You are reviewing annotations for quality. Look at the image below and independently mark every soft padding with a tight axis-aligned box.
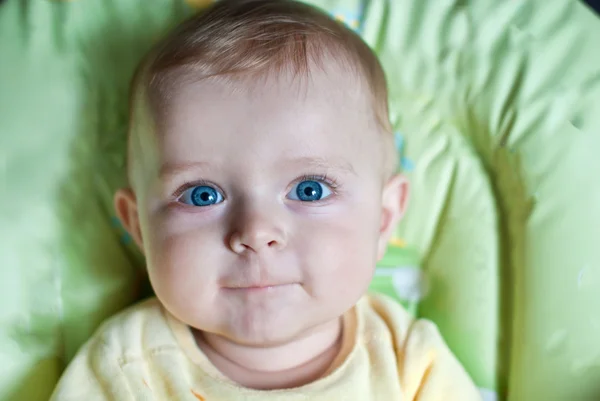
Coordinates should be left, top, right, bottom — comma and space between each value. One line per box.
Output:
1, 0, 599, 400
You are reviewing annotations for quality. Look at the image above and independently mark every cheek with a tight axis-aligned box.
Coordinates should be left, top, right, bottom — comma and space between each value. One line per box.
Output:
144, 209, 225, 277
142, 222, 223, 322
299, 202, 381, 297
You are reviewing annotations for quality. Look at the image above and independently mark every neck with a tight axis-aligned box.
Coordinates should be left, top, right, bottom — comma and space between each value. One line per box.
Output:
194, 318, 343, 389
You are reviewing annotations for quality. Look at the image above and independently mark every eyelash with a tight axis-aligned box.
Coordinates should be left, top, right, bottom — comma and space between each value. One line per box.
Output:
293, 174, 340, 192
172, 174, 340, 200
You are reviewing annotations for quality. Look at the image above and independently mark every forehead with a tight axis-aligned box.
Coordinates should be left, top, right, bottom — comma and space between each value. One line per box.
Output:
155, 63, 382, 174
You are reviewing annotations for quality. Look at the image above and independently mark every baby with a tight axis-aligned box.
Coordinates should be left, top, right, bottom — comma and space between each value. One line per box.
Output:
51, 1, 481, 400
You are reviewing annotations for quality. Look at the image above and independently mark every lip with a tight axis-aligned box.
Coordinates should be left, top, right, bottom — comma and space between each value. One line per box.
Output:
223, 283, 297, 291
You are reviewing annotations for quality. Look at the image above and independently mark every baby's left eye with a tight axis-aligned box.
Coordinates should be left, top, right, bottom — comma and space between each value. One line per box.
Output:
287, 180, 332, 202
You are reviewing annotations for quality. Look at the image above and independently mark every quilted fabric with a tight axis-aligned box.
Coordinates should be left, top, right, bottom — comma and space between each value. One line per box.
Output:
1, 0, 599, 400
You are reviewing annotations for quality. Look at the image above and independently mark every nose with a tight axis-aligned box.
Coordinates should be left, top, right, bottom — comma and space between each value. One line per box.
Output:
228, 205, 287, 254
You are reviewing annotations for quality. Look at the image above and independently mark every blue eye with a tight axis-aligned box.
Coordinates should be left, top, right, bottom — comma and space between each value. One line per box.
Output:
288, 180, 332, 202
180, 185, 224, 207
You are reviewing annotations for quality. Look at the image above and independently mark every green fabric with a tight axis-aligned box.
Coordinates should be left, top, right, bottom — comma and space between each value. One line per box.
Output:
0, 1, 191, 400
355, 1, 600, 399
1, 0, 599, 400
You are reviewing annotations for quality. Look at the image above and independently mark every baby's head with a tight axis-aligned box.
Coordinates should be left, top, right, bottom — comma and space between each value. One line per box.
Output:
115, 0, 408, 346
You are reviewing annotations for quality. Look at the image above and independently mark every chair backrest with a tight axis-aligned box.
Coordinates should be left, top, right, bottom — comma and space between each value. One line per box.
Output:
1, 1, 599, 400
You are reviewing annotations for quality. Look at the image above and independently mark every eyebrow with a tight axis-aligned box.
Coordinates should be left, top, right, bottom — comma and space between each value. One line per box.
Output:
159, 161, 211, 182
159, 156, 356, 181
285, 156, 356, 175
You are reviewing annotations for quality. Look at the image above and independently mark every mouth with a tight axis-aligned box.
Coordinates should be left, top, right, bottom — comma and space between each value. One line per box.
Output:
223, 283, 298, 292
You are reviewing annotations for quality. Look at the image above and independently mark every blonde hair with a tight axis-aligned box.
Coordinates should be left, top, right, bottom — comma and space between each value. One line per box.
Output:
128, 0, 395, 187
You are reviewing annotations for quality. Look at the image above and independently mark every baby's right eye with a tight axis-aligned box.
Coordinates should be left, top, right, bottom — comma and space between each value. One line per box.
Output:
179, 185, 224, 207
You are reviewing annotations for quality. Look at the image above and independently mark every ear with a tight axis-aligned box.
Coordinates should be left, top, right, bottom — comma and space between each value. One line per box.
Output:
114, 188, 145, 253
377, 174, 409, 260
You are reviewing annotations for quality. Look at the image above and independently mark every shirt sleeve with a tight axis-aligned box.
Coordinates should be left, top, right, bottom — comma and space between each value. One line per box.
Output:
399, 318, 482, 401
49, 338, 133, 401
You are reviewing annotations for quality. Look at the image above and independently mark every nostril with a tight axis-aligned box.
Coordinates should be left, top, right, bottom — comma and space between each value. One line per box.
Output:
268, 240, 277, 247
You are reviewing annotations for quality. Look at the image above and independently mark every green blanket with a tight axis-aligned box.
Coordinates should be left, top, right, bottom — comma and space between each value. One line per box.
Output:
1, 0, 599, 400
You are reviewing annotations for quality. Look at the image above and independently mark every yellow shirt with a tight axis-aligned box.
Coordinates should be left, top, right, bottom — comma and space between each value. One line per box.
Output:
50, 294, 481, 400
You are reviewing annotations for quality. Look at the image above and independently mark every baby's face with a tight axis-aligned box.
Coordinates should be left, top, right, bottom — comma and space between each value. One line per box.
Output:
130, 66, 404, 345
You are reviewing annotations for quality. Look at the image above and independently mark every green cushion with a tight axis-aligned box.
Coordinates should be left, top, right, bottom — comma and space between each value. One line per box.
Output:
1, 0, 599, 400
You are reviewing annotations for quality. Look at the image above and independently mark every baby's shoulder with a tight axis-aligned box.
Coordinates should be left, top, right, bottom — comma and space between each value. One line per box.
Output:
361, 293, 441, 344
85, 297, 176, 358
